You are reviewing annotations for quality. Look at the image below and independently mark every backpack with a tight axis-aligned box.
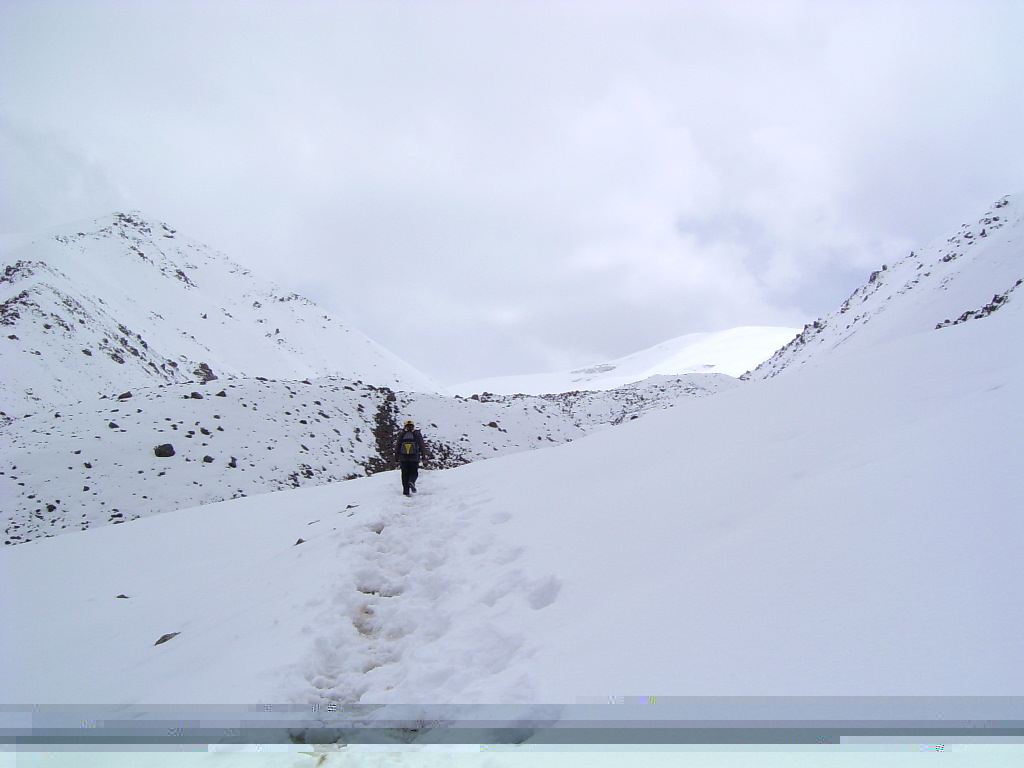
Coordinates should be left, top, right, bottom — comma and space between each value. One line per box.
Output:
400, 430, 420, 458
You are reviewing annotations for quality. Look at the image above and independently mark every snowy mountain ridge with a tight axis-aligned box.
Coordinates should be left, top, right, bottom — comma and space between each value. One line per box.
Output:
0, 211, 439, 420
748, 194, 1023, 379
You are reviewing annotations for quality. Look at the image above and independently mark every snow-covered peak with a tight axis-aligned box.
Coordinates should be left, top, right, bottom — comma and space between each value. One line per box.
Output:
452, 326, 798, 395
0, 212, 439, 417
748, 194, 1023, 379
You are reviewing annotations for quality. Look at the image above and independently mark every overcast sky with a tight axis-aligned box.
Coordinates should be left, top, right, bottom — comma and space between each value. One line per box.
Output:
2, 0, 1022, 385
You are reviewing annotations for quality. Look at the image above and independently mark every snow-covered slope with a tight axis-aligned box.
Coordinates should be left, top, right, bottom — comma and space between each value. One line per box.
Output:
2, 194, 1020, 724
0, 212, 438, 418
749, 194, 1022, 379
2, 247, 1020, 711
2, 371, 738, 545
453, 326, 798, 395
2, 212, 746, 546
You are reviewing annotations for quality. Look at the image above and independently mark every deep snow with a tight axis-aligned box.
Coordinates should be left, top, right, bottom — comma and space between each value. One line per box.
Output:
3, 297, 1021, 711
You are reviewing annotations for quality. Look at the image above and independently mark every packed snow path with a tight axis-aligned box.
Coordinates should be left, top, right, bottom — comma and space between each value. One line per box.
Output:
287, 471, 560, 706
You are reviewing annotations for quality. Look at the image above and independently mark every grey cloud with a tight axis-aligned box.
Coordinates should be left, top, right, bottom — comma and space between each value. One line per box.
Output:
0, 113, 126, 230
2, 1, 1023, 384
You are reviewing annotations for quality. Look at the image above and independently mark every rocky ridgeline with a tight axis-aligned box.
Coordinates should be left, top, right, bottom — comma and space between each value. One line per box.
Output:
746, 195, 1021, 380
0, 212, 436, 420
935, 278, 1023, 329
2, 372, 736, 545
1, 257, 212, 408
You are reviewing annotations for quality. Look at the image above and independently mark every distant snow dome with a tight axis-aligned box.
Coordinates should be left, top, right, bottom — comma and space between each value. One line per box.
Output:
451, 326, 799, 395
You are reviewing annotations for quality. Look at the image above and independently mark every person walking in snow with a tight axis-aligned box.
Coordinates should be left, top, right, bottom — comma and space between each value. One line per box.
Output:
395, 420, 427, 496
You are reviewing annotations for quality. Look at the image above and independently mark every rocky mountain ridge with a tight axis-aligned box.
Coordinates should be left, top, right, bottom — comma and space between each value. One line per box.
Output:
747, 194, 1022, 379
0, 212, 438, 420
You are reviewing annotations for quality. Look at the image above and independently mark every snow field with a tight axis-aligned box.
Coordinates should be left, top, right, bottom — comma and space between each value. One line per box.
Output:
440, 313, 1024, 699
3, 308, 1022, 708
0, 464, 567, 707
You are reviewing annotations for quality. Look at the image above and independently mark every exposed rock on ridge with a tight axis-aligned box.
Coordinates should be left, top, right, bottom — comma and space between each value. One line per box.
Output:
2, 372, 736, 545
746, 195, 1022, 380
0, 212, 438, 419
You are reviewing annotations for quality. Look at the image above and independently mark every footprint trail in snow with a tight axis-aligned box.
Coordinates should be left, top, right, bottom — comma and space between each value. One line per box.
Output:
290, 472, 561, 707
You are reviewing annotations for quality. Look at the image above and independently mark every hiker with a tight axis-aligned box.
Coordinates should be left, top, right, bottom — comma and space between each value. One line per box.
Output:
395, 420, 427, 496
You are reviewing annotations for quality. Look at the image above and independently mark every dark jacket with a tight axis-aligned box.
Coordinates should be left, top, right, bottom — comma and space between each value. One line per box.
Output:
395, 428, 426, 463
